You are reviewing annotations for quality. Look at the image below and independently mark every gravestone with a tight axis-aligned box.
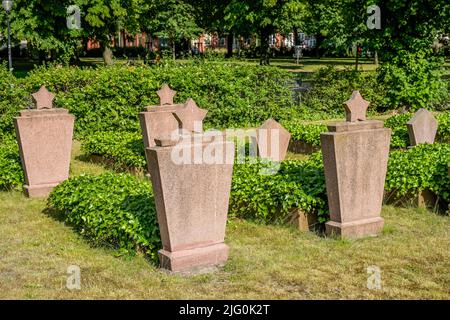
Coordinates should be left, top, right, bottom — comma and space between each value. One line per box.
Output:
252, 119, 291, 162
146, 134, 235, 273
407, 108, 438, 146
320, 91, 391, 238
139, 84, 184, 148
14, 86, 75, 197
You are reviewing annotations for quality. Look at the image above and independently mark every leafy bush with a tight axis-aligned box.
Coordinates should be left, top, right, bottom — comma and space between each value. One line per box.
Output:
82, 131, 146, 169
0, 136, 23, 190
378, 51, 449, 111
1, 62, 300, 137
282, 121, 327, 146
384, 113, 412, 149
230, 154, 328, 223
301, 66, 386, 117
47, 173, 160, 259
385, 143, 450, 204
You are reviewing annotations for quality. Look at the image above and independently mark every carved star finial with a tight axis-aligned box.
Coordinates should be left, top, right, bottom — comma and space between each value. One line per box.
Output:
344, 90, 370, 122
157, 84, 177, 106
174, 98, 208, 133
32, 86, 55, 110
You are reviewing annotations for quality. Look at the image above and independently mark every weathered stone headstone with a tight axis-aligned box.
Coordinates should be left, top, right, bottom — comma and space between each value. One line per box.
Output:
407, 108, 438, 146
146, 135, 235, 273
139, 84, 183, 148
252, 119, 291, 162
14, 86, 75, 198
320, 91, 391, 238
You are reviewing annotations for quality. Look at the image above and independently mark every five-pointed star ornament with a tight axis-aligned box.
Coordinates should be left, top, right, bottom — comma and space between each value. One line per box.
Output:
157, 84, 177, 106
175, 98, 208, 133
32, 85, 55, 110
344, 90, 370, 122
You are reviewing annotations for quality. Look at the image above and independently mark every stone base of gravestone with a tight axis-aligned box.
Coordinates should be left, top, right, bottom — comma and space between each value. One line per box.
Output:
287, 209, 319, 232
146, 136, 235, 273
14, 109, 75, 198
320, 120, 391, 239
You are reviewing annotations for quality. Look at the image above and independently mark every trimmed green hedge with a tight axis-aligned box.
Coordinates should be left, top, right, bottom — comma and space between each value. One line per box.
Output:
385, 143, 450, 203
230, 153, 328, 223
0, 136, 23, 190
47, 173, 160, 260
282, 122, 327, 147
1, 62, 299, 137
81, 131, 146, 169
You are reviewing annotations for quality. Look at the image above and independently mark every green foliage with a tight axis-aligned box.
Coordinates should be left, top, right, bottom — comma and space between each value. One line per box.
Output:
230, 155, 328, 223
0, 136, 23, 190
0, 64, 30, 136
378, 52, 448, 111
384, 113, 411, 149
0, 63, 299, 137
282, 122, 327, 146
47, 173, 160, 259
302, 67, 385, 116
81, 131, 146, 169
385, 143, 450, 204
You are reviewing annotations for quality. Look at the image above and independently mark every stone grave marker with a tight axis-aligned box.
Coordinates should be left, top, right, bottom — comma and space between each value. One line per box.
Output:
146, 133, 235, 273
407, 108, 438, 146
139, 84, 184, 148
320, 91, 391, 238
14, 86, 75, 197
252, 119, 291, 162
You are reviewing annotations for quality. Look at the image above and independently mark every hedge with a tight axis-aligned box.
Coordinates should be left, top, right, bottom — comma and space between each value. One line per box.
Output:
1, 62, 299, 138
385, 143, 450, 203
47, 173, 161, 260
0, 136, 23, 190
81, 131, 146, 170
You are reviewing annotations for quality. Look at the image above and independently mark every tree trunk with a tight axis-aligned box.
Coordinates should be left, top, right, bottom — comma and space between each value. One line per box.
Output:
260, 28, 271, 66
315, 35, 324, 58
102, 44, 114, 66
226, 34, 233, 58
374, 50, 379, 67
355, 45, 359, 71
293, 28, 299, 46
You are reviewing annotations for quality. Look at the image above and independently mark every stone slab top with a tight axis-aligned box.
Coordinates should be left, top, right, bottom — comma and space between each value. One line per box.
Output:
326, 120, 384, 133
143, 104, 184, 113
18, 108, 69, 117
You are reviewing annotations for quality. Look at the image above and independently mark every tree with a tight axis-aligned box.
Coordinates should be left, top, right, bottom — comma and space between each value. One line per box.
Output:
224, 0, 306, 65
81, 0, 147, 65
146, 0, 201, 60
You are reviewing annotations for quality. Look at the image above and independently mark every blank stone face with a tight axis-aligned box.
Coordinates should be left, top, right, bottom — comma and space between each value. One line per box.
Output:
254, 119, 291, 162
407, 109, 438, 146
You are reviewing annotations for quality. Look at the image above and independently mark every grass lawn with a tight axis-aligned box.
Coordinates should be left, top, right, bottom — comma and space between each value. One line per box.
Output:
0, 142, 449, 299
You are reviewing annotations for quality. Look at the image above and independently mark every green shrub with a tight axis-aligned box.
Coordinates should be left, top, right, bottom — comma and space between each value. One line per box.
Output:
47, 173, 160, 259
378, 51, 448, 111
301, 66, 385, 117
230, 154, 328, 223
385, 143, 450, 204
1, 62, 300, 137
384, 113, 412, 149
282, 122, 327, 146
82, 131, 146, 169
0, 136, 23, 190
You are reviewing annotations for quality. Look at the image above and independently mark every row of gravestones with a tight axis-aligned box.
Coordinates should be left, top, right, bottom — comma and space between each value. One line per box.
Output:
12, 85, 439, 273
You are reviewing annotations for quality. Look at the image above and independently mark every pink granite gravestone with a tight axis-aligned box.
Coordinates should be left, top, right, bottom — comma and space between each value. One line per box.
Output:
14, 86, 75, 198
320, 91, 391, 238
146, 135, 235, 273
252, 119, 291, 162
407, 108, 438, 146
139, 84, 184, 148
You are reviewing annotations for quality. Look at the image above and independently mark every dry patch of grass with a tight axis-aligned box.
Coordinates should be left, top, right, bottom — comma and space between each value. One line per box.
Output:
0, 143, 449, 299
